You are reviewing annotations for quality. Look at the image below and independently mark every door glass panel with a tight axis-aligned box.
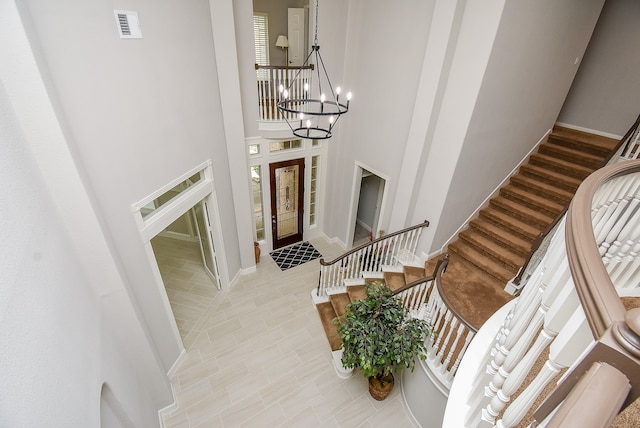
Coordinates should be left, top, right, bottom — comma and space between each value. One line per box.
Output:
193, 201, 220, 288
251, 165, 265, 240
141, 173, 202, 218
275, 164, 299, 240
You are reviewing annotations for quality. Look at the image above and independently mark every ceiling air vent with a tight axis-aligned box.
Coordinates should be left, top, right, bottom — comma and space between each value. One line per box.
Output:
114, 10, 142, 39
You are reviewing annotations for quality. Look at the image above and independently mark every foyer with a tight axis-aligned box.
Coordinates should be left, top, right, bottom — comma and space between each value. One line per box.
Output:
160, 237, 421, 427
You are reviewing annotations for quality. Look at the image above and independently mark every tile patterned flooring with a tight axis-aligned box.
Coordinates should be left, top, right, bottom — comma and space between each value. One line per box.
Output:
154, 236, 417, 427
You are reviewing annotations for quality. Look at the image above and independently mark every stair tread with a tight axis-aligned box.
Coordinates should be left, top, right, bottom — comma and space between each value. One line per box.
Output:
510, 174, 573, 203
459, 230, 526, 268
530, 153, 594, 178
551, 126, 620, 153
480, 208, 541, 240
316, 302, 341, 351
500, 185, 565, 215
448, 240, 517, 283
329, 293, 351, 318
384, 271, 406, 291
469, 218, 532, 254
491, 196, 555, 227
347, 285, 366, 301
519, 163, 581, 190
538, 142, 605, 167
404, 265, 427, 284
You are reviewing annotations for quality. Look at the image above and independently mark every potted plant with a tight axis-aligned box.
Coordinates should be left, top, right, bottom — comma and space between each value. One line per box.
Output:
334, 281, 433, 400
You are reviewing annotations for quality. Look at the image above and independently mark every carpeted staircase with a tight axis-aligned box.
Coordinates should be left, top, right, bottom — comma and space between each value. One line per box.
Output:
317, 126, 621, 342
439, 125, 620, 329
314, 125, 633, 425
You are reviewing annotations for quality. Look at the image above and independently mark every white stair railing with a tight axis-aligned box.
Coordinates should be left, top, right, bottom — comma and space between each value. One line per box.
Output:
394, 255, 477, 390
317, 220, 429, 297
455, 160, 640, 428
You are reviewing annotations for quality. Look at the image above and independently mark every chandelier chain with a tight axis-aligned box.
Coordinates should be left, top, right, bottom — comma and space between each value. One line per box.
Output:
314, 0, 319, 46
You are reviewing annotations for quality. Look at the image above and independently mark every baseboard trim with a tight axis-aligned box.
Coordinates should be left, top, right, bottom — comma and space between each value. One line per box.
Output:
158, 349, 187, 427
355, 218, 372, 232
322, 232, 347, 250
555, 121, 623, 140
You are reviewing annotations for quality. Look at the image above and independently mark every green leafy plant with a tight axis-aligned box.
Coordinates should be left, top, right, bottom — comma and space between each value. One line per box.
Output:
335, 281, 433, 379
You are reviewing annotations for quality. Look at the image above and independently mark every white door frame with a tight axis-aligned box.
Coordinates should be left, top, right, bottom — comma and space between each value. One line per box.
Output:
346, 161, 389, 248
132, 161, 229, 349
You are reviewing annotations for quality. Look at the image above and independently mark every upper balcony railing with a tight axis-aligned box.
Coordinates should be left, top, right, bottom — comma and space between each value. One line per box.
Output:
255, 64, 314, 122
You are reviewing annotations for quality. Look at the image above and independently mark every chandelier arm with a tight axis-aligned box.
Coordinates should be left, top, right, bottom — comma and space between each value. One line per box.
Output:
314, 47, 339, 104
284, 48, 316, 93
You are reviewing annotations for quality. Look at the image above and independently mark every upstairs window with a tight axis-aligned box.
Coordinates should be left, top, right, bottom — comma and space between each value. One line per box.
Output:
253, 13, 270, 79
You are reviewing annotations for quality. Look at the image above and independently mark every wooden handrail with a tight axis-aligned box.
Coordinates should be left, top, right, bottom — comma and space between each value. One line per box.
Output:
566, 161, 638, 337
319, 220, 429, 267
619, 113, 640, 157
537, 362, 630, 428
430, 254, 478, 333
514, 115, 640, 286
391, 253, 446, 296
533, 160, 640, 419
254, 63, 314, 70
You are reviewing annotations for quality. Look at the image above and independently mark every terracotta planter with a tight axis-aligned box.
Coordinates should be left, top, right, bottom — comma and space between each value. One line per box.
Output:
368, 373, 394, 401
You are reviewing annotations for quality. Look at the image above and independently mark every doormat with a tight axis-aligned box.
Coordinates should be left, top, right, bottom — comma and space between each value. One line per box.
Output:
270, 241, 323, 271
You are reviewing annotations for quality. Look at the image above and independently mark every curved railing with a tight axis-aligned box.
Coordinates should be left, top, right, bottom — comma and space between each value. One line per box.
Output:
457, 161, 640, 428
511, 114, 640, 289
316, 220, 429, 297
533, 160, 640, 426
393, 254, 477, 389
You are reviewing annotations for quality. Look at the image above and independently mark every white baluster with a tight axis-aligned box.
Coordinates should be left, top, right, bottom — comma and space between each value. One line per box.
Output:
497, 308, 594, 428
604, 199, 640, 265
480, 269, 579, 427
437, 315, 457, 365
451, 329, 474, 377
442, 322, 463, 374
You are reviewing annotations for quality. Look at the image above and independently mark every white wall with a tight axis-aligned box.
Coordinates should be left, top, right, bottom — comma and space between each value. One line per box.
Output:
417, 0, 605, 251
322, 0, 435, 242
0, 8, 166, 421
558, 0, 640, 135
0, 101, 162, 427
18, 0, 245, 370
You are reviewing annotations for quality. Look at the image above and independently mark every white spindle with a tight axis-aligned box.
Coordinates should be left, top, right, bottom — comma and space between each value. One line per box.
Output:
442, 322, 463, 373
497, 309, 594, 428
603, 196, 640, 262
435, 312, 455, 361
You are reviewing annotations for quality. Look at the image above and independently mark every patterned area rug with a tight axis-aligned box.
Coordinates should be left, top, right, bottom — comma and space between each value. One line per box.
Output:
270, 241, 323, 271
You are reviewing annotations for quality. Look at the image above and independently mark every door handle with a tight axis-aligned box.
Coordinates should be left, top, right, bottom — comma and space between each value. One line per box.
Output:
272, 216, 277, 224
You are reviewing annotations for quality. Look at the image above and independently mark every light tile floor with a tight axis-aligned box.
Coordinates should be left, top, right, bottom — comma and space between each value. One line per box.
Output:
353, 224, 371, 248
151, 236, 219, 346
157, 237, 417, 427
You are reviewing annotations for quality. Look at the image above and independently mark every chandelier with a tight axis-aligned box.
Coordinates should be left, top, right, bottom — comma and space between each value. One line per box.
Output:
277, 0, 351, 140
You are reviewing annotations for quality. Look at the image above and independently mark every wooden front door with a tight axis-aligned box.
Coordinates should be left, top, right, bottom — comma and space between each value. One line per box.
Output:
270, 158, 305, 249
